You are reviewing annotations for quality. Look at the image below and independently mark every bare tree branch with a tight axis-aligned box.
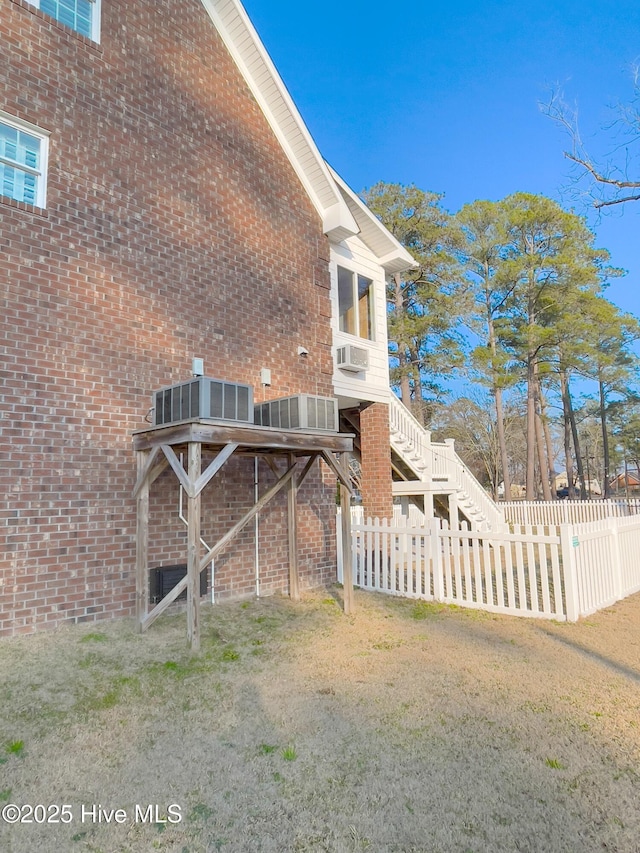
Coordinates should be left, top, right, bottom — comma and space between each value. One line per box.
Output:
541, 79, 640, 210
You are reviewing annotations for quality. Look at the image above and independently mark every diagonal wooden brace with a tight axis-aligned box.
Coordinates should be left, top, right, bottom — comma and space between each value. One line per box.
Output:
161, 444, 192, 495
132, 446, 162, 498
321, 450, 354, 494
193, 442, 238, 497
140, 574, 188, 631
199, 461, 297, 572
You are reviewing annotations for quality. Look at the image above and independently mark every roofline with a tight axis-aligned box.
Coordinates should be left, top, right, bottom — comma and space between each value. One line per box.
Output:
199, 0, 359, 242
328, 166, 418, 273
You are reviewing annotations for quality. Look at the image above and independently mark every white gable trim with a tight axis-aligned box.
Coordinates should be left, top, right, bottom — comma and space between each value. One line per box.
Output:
199, 0, 359, 241
328, 167, 417, 274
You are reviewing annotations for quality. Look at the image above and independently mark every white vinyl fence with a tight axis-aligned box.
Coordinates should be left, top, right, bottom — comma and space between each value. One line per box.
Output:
337, 511, 640, 622
502, 498, 640, 527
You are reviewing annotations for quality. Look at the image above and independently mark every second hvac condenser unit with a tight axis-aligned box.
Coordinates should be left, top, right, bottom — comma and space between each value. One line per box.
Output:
254, 394, 338, 432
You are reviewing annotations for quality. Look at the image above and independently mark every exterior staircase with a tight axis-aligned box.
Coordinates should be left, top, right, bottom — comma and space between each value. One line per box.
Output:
388, 393, 505, 532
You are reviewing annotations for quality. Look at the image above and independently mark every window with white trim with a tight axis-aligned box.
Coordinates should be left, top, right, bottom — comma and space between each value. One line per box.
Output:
0, 114, 49, 208
30, 0, 100, 41
337, 266, 374, 340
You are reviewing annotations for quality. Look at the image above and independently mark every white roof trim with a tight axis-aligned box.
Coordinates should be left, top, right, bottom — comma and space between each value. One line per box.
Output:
199, 0, 359, 241
328, 166, 418, 273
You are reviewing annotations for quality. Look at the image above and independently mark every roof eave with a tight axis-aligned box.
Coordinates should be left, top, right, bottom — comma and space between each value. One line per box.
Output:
327, 166, 418, 272
199, 0, 359, 240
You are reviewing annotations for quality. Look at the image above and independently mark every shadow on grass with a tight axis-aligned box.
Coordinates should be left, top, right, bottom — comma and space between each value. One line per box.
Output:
535, 625, 640, 685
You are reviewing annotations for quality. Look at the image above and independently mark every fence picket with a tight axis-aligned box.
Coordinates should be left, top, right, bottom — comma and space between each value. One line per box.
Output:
462, 533, 472, 603
431, 519, 443, 602
482, 535, 494, 606
504, 537, 516, 610
443, 521, 454, 600
525, 527, 539, 614
514, 534, 527, 611
538, 539, 551, 615
453, 523, 465, 601
493, 539, 505, 609
550, 538, 563, 617
472, 533, 483, 605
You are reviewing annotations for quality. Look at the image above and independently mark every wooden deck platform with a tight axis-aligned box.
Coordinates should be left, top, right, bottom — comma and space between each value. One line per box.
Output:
132, 419, 354, 648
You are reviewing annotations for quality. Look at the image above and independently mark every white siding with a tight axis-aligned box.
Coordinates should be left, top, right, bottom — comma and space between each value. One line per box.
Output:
330, 237, 390, 406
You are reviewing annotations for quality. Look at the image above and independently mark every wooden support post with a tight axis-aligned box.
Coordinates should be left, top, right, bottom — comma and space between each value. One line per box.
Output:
288, 453, 300, 601
186, 441, 202, 651
340, 454, 354, 614
135, 450, 150, 632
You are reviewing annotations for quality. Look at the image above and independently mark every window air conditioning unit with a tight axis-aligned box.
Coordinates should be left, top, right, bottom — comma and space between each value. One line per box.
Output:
336, 344, 369, 372
254, 394, 338, 432
153, 377, 253, 426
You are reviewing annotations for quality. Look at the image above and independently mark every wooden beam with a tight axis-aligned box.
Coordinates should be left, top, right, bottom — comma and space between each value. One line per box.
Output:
264, 456, 281, 478
135, 450, 150, 632
161, 444, 193, 496
340, 454, 355, 615
147, 457, 170, 490
199, 461, 297, 572
193, 442, 238, 497
133, 420, 354, 454
132, 446, 161, 499
140, 574, 188, 631
295, 453, 319, 489
288, 454, 299, 601
187, 442, 202, 651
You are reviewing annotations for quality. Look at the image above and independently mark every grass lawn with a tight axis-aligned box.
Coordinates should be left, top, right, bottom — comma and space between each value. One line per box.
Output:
1, 588, 640, 852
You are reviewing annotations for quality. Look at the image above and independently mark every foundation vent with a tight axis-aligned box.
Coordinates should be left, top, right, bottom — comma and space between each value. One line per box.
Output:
150, 564, 208, 603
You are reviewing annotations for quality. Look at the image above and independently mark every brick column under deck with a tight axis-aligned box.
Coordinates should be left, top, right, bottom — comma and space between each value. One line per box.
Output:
359, 402, 394, 520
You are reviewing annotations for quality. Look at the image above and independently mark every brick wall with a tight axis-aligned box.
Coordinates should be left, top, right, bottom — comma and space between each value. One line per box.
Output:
0, 0, 337, 635
359, 402, 393, 520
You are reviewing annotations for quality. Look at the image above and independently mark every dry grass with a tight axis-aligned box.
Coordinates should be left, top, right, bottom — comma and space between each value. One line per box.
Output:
2, 589, 640, 852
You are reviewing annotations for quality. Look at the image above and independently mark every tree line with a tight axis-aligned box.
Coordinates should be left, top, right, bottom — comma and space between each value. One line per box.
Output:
363, 185, 640, 500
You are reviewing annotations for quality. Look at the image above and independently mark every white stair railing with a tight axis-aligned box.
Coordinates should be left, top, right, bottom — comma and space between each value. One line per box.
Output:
388, 393, 504, 531
388, 393, 428, 463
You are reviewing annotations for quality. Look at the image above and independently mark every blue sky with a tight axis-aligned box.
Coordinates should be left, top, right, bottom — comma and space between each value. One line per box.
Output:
242, 0, 639, 318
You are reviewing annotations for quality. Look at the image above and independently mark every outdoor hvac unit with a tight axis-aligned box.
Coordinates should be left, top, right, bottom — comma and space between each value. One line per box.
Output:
254, 394, 338, 432
153, 377, 253, 426
336, 344, 369, 372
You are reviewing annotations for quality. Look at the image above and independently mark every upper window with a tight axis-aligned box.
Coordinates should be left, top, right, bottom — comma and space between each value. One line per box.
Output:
338, 266, 374, 340
0, 114, 49, 208
30, 0, 100, 41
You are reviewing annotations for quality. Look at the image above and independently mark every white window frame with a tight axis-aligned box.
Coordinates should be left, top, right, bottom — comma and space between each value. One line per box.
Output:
0, 112, 50, 209
337, 264, 376, 341
28, 0, 101, 43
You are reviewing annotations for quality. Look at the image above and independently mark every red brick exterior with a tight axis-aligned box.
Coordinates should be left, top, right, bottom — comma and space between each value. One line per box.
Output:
359, 402, 393, 520
0, 0, 337, 636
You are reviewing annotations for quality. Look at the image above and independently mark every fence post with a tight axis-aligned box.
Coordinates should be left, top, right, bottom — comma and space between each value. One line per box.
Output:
610, 518, 623, 601
431, 517, 444, 602
559, 523, 580, 621
336, 507, 343, 584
